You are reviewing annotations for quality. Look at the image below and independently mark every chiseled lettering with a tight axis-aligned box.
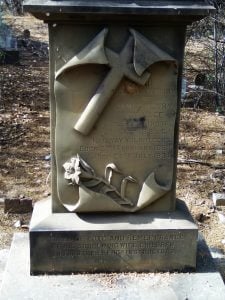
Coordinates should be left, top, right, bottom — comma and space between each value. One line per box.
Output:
50, 232, 185, 259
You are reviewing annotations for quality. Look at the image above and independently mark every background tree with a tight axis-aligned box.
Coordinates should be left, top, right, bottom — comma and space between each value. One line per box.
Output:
186, 0, 225, 111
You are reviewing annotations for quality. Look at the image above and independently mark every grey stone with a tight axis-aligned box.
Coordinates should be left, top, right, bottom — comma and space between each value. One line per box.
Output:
23, 0, 214, 275
217, 212, 225, 225
52, 27, 178, 213
0, 198, 4, 206
29, 198, 198, 274
4, 198, 33, 214
0, 249, 9, 287
24, 0, 215, 22
23, 0, 214, 215
23, 0, 214, 214
44, 154, 51, 161
210, 247, 225, 259
0, 20, 19, 65
1, 233, 225, 300
212, 193, 225, 206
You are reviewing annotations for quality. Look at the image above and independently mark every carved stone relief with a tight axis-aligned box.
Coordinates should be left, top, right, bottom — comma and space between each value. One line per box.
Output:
63, 155, 170, 212
55, 28, 176, 135
54, 27, 178, 212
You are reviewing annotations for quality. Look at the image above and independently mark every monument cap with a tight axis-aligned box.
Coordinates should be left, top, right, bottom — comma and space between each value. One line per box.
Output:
24, 0, 215, 22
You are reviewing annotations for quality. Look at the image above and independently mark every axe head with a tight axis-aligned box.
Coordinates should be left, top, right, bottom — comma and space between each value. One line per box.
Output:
129, 29, 176, 76
55, 28, 109, 79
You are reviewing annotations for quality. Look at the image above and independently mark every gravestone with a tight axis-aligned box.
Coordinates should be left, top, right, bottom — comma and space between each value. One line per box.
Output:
24, 0, 214, 274
0, 13, 19, 64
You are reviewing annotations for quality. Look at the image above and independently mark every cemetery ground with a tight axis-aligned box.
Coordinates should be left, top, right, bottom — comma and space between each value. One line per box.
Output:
0, 15, 225, 280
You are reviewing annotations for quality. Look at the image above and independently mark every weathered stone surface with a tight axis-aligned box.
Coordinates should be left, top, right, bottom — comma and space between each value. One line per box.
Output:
30, 199, 198, 274
50, 22, 182, 214
24, 0, 214, 215
1, 233, 225, 300
23, 0, 214, 275
4, 198, 33, 214
212, 193, 225, 206
53, 26, 178, 213
24, 0, 215, 23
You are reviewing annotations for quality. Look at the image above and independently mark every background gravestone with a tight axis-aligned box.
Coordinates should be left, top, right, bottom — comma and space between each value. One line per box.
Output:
24, 0, 214, 274
0, 11, 19, 64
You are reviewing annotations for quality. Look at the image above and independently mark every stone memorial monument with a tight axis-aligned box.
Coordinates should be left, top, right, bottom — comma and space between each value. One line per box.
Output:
0, 14, 19, 64
24, 0, 214, 274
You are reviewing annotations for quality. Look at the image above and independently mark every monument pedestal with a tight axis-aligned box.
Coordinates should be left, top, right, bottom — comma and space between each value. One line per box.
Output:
30, 199, 197, 274
2, 233, 225, 300
24, 0, 214, 276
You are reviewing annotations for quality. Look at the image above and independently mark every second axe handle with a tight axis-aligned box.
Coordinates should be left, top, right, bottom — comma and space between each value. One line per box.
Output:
74, 68, 123, 135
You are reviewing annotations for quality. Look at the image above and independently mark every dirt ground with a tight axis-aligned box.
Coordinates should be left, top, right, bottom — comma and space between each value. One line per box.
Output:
0, 15, 225, 278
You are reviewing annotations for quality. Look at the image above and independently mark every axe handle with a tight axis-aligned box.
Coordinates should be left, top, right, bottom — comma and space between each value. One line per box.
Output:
74, 69, 123, 135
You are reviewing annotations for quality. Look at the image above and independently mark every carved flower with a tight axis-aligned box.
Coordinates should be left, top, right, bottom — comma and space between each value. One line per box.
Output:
63, 154, 137, 207
63, 154, 95, 185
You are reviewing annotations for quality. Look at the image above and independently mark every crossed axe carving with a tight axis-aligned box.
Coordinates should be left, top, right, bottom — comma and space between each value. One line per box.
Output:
55, 28, 176, 135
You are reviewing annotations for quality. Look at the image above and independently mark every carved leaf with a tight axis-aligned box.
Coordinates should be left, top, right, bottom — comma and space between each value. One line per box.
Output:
73, 172, 81, 185
100, 185, 117, 195
79, 171, 95, 179
78, 154, 95, 175
105, 163, 122, 183
117, 198, 134, 206
83, 179, 102, 188
126, 176, 137, 183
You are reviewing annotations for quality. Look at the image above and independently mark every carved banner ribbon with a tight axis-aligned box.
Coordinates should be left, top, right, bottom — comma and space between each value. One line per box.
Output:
63, 155, 171, 212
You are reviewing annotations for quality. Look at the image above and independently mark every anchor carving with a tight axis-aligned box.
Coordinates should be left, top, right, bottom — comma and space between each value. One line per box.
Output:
55, 28, 176, 135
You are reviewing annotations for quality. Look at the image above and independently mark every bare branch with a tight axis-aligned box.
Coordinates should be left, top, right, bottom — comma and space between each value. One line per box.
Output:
177, 159, 225, 169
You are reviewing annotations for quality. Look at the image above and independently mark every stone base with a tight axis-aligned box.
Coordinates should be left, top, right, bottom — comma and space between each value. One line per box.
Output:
212, 193, 225, 206
1, 233, 225, 300
30, 199, 198, 274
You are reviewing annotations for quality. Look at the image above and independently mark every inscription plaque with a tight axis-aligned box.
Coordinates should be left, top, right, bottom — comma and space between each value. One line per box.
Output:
30, 200, 198, 274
